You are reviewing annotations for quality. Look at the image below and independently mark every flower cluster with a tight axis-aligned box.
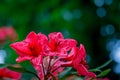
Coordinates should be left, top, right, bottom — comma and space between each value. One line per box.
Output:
10, 31, 96, 80
0, 27, 17, 44
0, 68, 21, 80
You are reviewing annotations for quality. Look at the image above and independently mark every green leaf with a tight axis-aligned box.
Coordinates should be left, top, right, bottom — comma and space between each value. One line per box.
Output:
95, 59, 112, 70
97, 69, 111, 77
0, 64, 8, 68
70, 72, 78, 75
74, 77, 84, 80
7, 66, 28, 73
89, 59, 112, 72
0, 64, 40, 80
59, 67, 72, 78
89, 69, 102, 72
6, 65, 40, 80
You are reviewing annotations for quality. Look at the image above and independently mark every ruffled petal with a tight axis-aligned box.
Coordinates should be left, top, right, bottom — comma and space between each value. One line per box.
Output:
59, 39, 77, 51
48, 32, 64, 42
76, 64, 96, 78
25, 31, 38, 47
10, 42, 32, 56
62, 47, 78, 61
16, 56, 32, 62
79, 44, 86, 59
25, 31, 37, 42
38, 33, 48, 45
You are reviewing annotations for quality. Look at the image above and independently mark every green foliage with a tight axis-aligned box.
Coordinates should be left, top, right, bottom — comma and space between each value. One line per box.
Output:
0, 64, 8, 68
97, 69, 111, 77
89, 59, 112, 72
0, 0, 118, 79
58, 68, 72, 79
0, 63, 39, 79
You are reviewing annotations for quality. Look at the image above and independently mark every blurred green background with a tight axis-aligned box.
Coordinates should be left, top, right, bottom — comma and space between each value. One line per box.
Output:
0, 0, 120, 80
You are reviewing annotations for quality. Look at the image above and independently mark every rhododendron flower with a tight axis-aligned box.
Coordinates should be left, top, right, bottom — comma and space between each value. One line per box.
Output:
0, 27, 17, 43
0, 68, 21, 80
46, 32, 77, 57
10, 31, 47, 64
61, 44, 96, 78
10, 31, 96, 80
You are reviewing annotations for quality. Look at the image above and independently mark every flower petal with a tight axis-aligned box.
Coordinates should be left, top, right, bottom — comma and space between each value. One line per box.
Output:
0, 68, 21, 79
25, 31, 38, 47
16, 56, 32, 62
10, 41, 32, 56
59, 39, 77, 50
76, 64, 96, 78
31, 55, 43, 65
48, 32, 64, 42
38, 33, 48, 45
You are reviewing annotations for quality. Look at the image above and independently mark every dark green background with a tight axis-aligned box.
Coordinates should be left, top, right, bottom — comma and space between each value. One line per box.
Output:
0, 0, 119, 80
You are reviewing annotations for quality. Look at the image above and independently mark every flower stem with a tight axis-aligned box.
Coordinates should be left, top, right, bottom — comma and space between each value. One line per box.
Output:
27, 70, 41, 80
42, 61, 45, 77
52, 66, 61, 73
51, 58, 60, 67
49, 72, 57, 80
47, 57, 52, 73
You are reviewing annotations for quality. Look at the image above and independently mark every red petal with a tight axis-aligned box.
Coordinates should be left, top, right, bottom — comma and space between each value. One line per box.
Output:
25, 31, 38, 47
61, 61, 73, 67
31, 55, 43, 65
26, 31, 37, 41
59, 39, 77, 50
38, 33, 48, 45
0, 68, 21, 79
73, 44, 86, 64
76, 64, 96, 78
79, 44, 86, 58
10, 42, 32, 56
48, 32, 64, 42
61, 47, 78, 61
16, 56, 32, 62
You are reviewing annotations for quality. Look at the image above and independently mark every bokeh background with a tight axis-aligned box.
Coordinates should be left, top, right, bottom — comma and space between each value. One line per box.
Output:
0, 0, 120, 80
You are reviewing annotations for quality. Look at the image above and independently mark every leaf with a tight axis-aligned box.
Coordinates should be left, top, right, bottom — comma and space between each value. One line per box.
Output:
59, 67, 72, 78
95, 59, 112, 70
6, 65, 40, 80
97, 69, 111, 77
7, 66, 27, 73
74, 77, 84, 80
89, 59, 112, 72
89, 69, 102, 72
0, 64, 28, 73
69, 72, 78, 75
0, 64, 8, 68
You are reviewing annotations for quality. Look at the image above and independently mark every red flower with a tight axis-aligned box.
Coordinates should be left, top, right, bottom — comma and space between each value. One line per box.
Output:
61, 44, 96, 78
10, 31, 48, 79
10, 31, 47, 64
46, 32, 77, 57
0, 27, 17, 43
10, 31, 96, 80
0, 68, 21, 80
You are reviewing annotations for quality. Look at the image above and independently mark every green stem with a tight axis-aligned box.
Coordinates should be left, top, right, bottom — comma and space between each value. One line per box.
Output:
42, 62, 45, 77
89, 59, 112, 72
47, 57, 52, 74
95, 59, 112, 70
26, 70, 41, 80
